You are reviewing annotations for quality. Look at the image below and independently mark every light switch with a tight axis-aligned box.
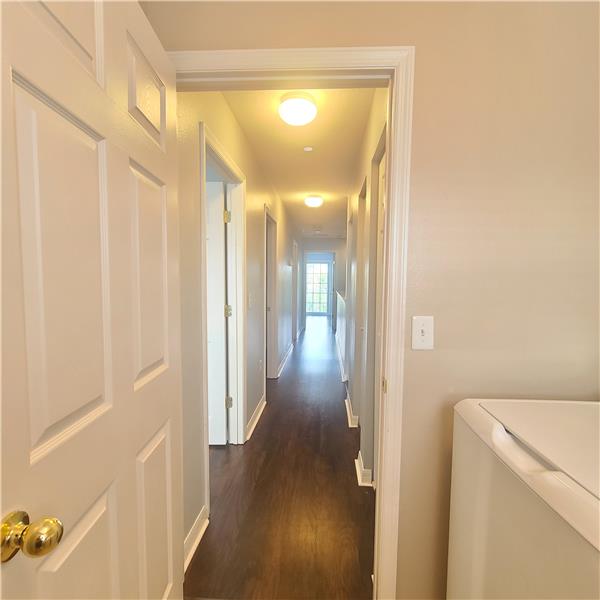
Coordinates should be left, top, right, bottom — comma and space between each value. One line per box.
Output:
412, 316, 434, 350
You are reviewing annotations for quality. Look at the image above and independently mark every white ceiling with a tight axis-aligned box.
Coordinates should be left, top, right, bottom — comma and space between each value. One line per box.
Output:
222, 88, 375, 238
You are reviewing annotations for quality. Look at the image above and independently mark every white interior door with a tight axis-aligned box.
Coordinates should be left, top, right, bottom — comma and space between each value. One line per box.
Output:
205, 182, 227, 445
2, 3, 182, 598
226, 182, 245, 445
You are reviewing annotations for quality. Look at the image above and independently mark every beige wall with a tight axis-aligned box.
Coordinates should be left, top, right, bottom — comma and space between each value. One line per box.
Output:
145, 3, 600, 597
177, 91, 299, 539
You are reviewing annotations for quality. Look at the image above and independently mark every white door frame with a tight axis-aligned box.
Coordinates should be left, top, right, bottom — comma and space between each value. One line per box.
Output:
199, 123, 247, 449
264, 208, 279, 379
170, 47, 415, 599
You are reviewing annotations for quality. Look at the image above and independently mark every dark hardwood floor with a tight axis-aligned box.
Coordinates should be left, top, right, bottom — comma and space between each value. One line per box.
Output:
184, 316, 375, 600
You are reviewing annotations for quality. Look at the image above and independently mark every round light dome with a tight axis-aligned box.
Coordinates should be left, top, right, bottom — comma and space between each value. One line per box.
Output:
304, 195, 324, 208
278, 94, 317, 126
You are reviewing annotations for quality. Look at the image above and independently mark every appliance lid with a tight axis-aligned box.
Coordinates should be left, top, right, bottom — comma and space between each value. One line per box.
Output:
479, 400, 599, 499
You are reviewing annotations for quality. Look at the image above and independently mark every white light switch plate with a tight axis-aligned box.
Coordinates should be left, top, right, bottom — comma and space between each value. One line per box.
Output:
412, 316, 434, 350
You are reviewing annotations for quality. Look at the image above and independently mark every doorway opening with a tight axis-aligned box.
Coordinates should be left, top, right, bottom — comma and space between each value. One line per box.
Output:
202, 134, 247, 449
174, 47, 415, 599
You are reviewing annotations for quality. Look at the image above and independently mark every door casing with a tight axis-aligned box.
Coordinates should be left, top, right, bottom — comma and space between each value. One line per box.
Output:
169, 46, 415, 600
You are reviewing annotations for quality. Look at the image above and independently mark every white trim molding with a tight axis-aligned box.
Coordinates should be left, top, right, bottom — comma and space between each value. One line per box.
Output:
169, 46, 415, 600
169, 47, 406, 89
345, 396, 359, 428
245, 394, 267, 441
184, 505, 209, 572
373, 46, 414, 600
276, 342, 293, 379
354, 451, 374, 488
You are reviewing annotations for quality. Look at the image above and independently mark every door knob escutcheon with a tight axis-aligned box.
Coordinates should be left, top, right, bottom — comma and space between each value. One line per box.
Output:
1, 510, 63, 563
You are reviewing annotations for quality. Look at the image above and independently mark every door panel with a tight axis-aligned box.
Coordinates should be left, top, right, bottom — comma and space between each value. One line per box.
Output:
205, 182, 227, 445
225, 183, 242, 444
127, 35, 165, 146
136, 425, 173, 599
40, 2, 97, 59
2, 2, 182, 598
14, 83, 110, 458
36, 489, 119, 600
130, 162, 168, 389
25, 1, 101, 79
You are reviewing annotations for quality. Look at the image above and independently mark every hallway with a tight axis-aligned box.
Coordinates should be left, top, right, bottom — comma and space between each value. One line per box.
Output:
184, 316, 375, 599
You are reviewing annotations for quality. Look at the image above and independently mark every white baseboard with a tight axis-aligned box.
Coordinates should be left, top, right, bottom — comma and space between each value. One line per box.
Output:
276, 342, 293, 378
354, 451, 374, 487
345, 396, 359, 428
184, 505, 209, 571
245, 394, 266, 441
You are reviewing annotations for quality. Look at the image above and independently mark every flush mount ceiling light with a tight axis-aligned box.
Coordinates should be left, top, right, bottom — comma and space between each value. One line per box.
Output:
304, 195, 324, 208
303, 146, 313, 152
278, 93, 317, 126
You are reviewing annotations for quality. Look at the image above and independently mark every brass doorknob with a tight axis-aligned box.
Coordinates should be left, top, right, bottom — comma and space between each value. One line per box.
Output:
1, 510, 63, 563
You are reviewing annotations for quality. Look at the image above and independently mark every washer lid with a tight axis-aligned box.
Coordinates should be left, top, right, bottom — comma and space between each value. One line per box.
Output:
480, 400, 599, 499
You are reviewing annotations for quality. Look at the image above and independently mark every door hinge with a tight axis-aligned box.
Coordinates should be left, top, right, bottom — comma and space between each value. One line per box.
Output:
381, 377, 388, 393
223, 209, 231, 224
225, 396, 233, 409
224, 304, 232, 318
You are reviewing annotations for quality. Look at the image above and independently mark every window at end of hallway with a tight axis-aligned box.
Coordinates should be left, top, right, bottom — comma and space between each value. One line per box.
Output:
306, 263, 329, 314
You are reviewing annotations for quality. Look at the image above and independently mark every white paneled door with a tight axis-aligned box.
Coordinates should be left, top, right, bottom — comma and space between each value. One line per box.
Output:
2, 2, 182, 598
205, 182, 228, 445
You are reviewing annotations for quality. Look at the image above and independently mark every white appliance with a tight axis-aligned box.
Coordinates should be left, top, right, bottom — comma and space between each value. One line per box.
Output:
447, 399, 600, 599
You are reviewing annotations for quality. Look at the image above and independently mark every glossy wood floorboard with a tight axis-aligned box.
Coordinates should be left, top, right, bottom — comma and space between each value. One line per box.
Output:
184, 316, 375, 600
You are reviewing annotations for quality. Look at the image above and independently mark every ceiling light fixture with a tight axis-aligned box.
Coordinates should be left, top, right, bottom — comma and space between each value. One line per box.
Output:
304, 195, 324, 208
303, 146, 313, 152
278, 93, 317, 126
